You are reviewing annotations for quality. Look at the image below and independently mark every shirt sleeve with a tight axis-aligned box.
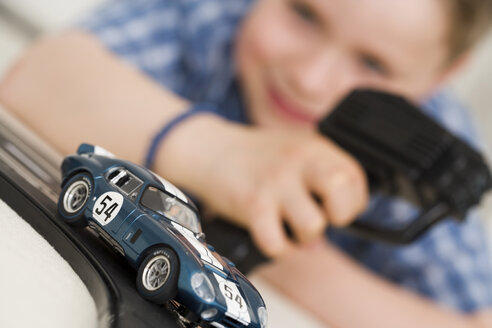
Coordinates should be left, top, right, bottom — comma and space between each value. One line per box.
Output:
78, 0, 252, 102
328, 90, 492, 312
79, 0, 185, 90
421, 90, 484, 150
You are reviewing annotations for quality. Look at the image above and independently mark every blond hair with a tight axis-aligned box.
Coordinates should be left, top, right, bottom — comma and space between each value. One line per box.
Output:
445, 0, 492, 60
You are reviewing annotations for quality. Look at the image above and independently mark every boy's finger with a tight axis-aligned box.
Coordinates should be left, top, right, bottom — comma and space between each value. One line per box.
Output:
249, 204, 290, 258
306, 159, 368, 226
280, 181, 326, 243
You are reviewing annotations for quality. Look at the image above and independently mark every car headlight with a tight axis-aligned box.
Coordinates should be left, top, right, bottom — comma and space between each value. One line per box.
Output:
191, 272, 215, 303
201, 307, 218, 320
257, 306, 268, 328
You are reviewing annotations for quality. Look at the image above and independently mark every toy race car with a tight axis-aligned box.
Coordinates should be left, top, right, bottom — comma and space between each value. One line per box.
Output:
57, 144, 267, 328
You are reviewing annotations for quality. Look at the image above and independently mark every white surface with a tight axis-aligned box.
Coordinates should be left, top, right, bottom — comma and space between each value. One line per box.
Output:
0, 199, 97, 328
248, 274, 326, 328
0, 0, 102, 32
0, 18, 29, 78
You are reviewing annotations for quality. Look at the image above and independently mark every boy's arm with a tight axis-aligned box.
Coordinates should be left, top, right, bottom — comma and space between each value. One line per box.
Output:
256, 240, 492, 328
0, 31, 367, 256
0, 31, 189, 163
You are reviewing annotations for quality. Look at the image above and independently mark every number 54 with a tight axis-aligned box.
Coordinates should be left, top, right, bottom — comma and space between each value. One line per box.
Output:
224, 285, 244, 309
95, 195, 118, 221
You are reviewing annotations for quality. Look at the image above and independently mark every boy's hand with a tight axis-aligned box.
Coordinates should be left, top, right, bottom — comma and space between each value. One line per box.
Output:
159, 116, 369, 257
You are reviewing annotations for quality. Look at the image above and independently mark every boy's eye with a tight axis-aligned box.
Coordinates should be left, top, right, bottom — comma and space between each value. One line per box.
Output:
360, 55, 388, 76
289, 0, 320, 25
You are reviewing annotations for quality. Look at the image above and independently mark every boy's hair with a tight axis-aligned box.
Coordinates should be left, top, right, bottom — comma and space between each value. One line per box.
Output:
446, 0, 492, 60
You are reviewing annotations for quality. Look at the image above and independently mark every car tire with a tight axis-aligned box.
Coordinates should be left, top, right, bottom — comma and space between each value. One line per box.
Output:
58, 172, 93, 227
137, 247, 179, 304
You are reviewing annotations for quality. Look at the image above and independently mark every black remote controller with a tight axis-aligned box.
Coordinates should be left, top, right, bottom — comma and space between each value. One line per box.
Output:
203, 90, 492, 273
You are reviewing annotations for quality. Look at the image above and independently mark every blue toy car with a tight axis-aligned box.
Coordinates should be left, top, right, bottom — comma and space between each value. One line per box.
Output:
57, 144, 267, 328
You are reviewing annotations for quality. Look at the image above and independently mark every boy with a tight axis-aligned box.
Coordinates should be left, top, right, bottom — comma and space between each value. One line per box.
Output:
1, 0, 492, 326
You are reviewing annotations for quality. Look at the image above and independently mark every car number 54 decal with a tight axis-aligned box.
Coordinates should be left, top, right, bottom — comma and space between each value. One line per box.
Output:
213, 273, 251, 324
223, 283, 245, 309
93, 192, 123, 225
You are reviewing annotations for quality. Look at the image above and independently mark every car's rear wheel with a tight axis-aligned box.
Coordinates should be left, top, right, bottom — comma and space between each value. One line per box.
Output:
58, 172, 93, 227
137, 247, 179, 304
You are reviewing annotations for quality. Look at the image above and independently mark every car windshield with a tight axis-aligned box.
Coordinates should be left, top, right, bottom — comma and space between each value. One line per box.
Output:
140, 186, 201, 233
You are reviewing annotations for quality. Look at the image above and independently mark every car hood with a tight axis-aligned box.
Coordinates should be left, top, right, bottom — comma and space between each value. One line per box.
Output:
169, 222, 266, 326
169, 221, 235, 277
235, 271, 266, 326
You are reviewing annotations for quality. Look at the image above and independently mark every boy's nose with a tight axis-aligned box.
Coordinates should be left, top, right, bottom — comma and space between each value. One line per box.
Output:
288, 47, 355, 111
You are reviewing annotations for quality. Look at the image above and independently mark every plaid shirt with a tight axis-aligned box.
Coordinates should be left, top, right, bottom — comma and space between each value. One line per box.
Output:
81, 0, 492, 312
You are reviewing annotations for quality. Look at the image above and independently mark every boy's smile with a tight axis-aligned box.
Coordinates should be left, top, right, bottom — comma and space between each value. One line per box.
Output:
267, 81, 319, 125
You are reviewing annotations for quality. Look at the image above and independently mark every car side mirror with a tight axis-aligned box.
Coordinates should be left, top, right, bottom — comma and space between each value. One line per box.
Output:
196, 232, 206, 243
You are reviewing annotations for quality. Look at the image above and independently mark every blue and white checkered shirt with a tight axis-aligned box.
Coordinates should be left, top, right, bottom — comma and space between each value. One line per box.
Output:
81, 0, 492, 312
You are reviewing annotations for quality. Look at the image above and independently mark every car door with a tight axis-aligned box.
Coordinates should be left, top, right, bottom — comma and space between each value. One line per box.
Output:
92, 167, 144, 235
121, 185, 183, 254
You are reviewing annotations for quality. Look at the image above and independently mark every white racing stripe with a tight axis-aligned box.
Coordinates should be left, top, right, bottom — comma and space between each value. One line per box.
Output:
171, 222, 223, 270
154, 175, 189, 204
93, 146, 115, 158
213, 273, 251, 325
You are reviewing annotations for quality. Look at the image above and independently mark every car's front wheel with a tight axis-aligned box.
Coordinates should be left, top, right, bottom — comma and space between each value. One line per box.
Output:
58, 172, 93, 227
137, 247, 179, 304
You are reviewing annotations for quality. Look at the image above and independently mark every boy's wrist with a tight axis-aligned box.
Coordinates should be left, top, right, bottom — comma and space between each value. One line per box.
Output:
152, 107, 246, 197
145, 103, 220, 169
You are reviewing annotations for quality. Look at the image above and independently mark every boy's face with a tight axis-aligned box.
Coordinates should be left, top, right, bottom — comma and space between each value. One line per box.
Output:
236, 0, 451, 130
